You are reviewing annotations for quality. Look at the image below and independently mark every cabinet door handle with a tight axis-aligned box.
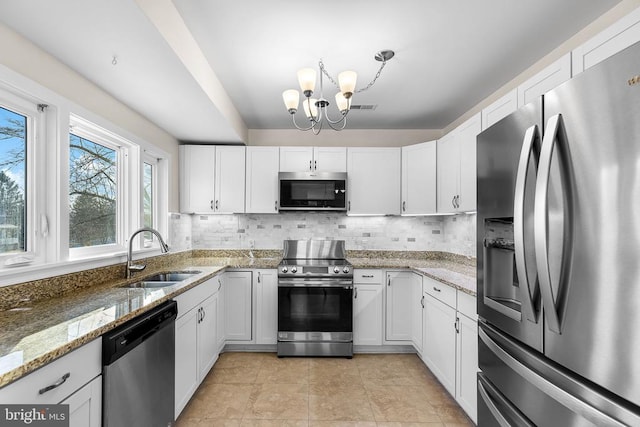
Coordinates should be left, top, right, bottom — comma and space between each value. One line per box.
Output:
387, 276, 391, 286
348, 201, 351, 211
455, 317, 460, 333
215, 200, 219, 210
275, 200, 278, 211
362, 274, 374, 278
433, 286, 441, 292
354, 286, 358, 299
217, 279, 222, 291
314, 160, 317, 170
451, 196, 456, 208
39, 372, 70, 395
402, 201, 406, 212
309, 160, 312, 171
421, 295, 425, 308
202, 307, 206, 322
210, 200, 215, 210
257, 272, 261, 283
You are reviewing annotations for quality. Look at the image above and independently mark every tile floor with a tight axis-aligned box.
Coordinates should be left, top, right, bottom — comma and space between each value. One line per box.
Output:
176, 352, 474, 427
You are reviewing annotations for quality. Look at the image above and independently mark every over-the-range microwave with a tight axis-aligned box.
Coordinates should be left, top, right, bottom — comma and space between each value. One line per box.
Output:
278, 172, 347, 211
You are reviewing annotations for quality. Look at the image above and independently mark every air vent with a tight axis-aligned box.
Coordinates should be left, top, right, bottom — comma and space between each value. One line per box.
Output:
350, 104, 377, 110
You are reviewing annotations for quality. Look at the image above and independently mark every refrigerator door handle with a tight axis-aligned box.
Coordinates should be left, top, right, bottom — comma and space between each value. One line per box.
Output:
535, 114, 563, 334
514, 125, 540, 323
479, 326, 627, 427
478, 373, 535, 427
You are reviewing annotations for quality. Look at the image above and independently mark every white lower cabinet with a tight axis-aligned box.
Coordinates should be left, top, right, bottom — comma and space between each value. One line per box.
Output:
255, 269, 278, 345
385, 271, 414, 341
353, 269, 384, 346
423, 291, 457, 395
223, 271, 253, 342
0, 339, 102, 427
174, 277, 221, 418
61, 375, 102, 427
456, 311, 478, 424
421, 276, 478, 424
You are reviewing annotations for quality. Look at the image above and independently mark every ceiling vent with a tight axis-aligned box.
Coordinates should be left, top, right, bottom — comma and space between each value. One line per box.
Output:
350, 104, 377, 111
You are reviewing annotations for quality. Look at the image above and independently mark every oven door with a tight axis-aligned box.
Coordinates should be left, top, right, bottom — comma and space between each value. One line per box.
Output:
277, 282, 353, 340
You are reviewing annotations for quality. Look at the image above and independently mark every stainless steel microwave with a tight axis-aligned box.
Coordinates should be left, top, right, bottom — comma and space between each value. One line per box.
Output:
278, 172, 347, 211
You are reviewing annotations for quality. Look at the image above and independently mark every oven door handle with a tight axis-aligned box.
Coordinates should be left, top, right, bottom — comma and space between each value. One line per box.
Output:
278, 280, 353, 288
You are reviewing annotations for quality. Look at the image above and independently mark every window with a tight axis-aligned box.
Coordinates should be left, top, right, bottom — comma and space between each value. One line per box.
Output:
68, 133, 118, 248
142, 158, 155, 247
0, 105, 27, 255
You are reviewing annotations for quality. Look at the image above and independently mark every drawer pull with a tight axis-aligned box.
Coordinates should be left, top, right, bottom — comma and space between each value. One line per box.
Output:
433, 287, 441, 292
39, 372, 70, 395
361, 274, 374, 278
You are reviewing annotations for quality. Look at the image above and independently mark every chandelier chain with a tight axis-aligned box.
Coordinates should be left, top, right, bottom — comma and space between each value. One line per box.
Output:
318, 58, 388, 94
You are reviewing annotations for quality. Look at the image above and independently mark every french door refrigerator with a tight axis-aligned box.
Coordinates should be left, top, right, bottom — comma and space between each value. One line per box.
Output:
477, 40, 640, 426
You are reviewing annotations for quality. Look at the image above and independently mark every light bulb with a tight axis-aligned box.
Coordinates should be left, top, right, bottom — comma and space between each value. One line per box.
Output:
303, 98, 318, 119
338, 70, 357, 98
282, 89, 299, 113
335, 92, 351, 113
297, 68, 316, 96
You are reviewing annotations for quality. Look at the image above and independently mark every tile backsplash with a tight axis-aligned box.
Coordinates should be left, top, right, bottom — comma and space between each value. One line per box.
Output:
169, 212, 477, 257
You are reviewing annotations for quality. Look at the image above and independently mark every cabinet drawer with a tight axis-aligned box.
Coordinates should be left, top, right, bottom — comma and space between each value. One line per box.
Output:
353, 269, 383, 284
424, 277, 456, 308
175, 276, 219, 317
0, 339, 101, 404
457, 290, 477, 320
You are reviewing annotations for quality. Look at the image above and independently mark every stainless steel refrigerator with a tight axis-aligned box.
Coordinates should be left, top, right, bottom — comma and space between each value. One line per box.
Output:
477, 40, 640, 426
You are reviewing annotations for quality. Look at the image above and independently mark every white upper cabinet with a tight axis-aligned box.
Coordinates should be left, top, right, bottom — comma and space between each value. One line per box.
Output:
314, 147, 347, 172
347, 147, 401, 215
481, 89, 518, 130
180, 145, 215, 213
517, 53, 571, 108
180, 145, 246, 214
573, 6, 640, 75
245, 146, 279, 213
437, 113, 481, 213
279, 146, 346, 172
401, 141, 437, 215
215, 146, 246, 213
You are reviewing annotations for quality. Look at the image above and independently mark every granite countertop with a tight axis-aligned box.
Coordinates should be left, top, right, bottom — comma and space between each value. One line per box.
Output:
349, 258, 476, 295
0, 250, 475, 389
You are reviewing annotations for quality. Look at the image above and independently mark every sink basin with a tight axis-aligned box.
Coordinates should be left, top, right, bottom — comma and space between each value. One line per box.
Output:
121, 270, 202, 289
125, 281, 178, 289
143, 271, 201, 282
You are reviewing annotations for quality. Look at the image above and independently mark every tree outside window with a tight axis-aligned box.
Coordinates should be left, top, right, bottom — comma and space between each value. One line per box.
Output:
0, 106, 26, 255
69, 133, 117, 248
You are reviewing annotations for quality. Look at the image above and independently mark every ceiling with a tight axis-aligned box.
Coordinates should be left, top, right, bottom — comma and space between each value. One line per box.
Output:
0, 0, 622, 143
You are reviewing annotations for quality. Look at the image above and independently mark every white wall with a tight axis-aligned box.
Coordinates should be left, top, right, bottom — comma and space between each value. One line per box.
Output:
0, 23, 181, 211
248, 129, 442, 147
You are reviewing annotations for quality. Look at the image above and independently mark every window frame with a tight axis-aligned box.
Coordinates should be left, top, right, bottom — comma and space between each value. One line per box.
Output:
67, 115, 136, 260
0, 87, 46, 266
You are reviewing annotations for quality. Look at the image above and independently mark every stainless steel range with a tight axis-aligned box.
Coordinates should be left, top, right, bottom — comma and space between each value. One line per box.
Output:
277, 240, 353, 357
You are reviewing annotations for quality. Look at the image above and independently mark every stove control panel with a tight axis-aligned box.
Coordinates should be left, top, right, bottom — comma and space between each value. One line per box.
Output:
278, 263, 353, 277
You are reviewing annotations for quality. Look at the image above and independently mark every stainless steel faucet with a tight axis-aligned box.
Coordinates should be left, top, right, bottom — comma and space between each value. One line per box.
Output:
127, 227, 170, 279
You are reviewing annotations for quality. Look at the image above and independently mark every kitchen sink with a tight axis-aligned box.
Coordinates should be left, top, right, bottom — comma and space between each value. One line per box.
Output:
124, 281, 178, 289
121, 270, 202, 289
143, 271, 201, 282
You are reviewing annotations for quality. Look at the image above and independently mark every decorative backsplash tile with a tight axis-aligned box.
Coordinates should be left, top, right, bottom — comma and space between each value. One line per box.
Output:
170, 212, 477, 257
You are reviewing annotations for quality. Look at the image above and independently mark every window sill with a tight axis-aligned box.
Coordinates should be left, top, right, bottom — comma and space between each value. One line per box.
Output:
0, 247, 166, 288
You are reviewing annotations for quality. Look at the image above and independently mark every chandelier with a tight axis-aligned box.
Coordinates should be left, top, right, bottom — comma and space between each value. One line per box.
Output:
282, 50, 395, 134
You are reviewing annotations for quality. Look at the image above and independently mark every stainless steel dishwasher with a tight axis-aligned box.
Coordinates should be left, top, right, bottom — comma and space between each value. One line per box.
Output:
103, 300, 177, 427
